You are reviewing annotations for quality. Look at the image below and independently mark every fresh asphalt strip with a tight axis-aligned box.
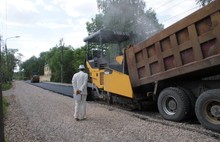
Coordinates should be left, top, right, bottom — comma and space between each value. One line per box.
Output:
26, 81, 73, 98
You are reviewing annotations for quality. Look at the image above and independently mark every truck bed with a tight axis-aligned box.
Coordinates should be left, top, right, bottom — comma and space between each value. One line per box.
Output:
126, 0, 220, 88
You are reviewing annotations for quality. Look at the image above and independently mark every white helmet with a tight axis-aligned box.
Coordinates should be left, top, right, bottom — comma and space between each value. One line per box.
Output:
78, 65, 85, 69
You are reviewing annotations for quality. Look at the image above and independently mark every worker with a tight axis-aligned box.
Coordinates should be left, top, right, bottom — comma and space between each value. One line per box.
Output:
72, 64, 88, 121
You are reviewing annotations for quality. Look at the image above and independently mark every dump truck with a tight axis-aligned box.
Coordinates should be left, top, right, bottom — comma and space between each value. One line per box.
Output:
84, 0, 220, 132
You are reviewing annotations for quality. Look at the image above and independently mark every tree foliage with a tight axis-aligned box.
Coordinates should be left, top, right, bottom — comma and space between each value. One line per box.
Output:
87, 0, 164, 43
86, 14, 104, 34
6, 49, 21, 81
20, 56, 41, 80
19, 39, 87, 83
0, 47, 22, 82
85, 0, 164, 64
46, 46, 75, 83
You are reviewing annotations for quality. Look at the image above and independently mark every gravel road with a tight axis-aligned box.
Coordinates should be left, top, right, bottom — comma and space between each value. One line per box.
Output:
3, 81, 220, 142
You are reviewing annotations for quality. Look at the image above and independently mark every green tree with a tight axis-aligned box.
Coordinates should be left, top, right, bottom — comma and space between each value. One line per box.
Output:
85, 0, 164, 62
46, 47, 61, 82
19, 52, 46, 81
45, 39, 75, 83
0, 48, 21, 82
72, 46, 87, 72
6, 49, 21, 81
19, 40, 88, 83
62, 46, 75, 83
86, 14, 104, 34
20, 56, 41, 79
38, 51, 48, 75
95, 0, 163, 42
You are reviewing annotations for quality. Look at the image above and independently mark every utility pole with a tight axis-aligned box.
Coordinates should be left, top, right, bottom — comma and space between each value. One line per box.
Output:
61, 45, 63, 83
59, 38, 64, 83
0, 35, 4, 142
5, 36, 20, 82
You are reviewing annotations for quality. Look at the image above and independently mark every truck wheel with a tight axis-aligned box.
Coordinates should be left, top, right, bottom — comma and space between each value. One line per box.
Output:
179, 87, 196, 119
195, 89, 220, 132
158, 87, 190, 122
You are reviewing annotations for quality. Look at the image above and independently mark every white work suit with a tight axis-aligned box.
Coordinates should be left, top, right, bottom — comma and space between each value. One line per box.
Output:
72, 70, 88, 120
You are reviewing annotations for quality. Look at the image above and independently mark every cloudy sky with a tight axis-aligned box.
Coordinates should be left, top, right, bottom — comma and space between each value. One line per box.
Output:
0, 0, 200, 62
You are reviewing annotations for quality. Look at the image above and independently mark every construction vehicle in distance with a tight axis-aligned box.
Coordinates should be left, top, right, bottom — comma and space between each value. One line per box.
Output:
83, 1, 220, 132
31, 75, 40, 83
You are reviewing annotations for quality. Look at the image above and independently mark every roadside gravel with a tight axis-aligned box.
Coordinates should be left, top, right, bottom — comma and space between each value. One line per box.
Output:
3, 81, 220, 142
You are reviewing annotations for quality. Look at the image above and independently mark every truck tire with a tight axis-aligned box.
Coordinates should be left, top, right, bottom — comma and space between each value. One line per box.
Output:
179, 87, 196, 119
195, 89, 220, 132
157, 87, 190, 122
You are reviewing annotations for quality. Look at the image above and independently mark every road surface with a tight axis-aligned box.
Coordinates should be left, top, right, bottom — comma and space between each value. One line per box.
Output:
3, 81, 220, 142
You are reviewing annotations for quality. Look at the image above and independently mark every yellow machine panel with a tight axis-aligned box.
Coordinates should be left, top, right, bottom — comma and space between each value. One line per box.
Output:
86, 61, 104, 89
104, 69, 133, 98
115, 55, 123, 64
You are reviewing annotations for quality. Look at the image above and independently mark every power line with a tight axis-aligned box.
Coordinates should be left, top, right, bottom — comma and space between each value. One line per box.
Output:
160, 5, 200, 24
5, 0, 8, 37
0, 0, 5, 36
149, 0, 176, 11
155, 0, 186, 14
146, 0, 200, 27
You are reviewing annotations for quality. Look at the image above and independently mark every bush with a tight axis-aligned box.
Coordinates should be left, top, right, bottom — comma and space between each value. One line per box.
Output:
1, 82, 11, 117
3, 96, 7, 117
2, 83, 12, 91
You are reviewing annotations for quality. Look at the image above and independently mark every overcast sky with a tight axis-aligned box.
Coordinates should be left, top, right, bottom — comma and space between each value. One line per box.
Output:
0, 0, 200, 62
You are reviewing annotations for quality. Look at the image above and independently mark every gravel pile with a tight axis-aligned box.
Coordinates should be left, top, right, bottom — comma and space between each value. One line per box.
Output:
3, 81, 220, 142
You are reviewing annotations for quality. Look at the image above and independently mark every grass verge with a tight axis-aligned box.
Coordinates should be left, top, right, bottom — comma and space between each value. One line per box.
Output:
2, 82, 11, 116
2, 83, 12, 118
3, 96, 7, 117
1, 83, 11, 142
2, 83, 12, 91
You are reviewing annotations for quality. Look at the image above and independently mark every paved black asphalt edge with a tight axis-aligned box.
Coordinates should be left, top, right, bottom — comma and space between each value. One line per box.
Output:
25, 81, 73, 98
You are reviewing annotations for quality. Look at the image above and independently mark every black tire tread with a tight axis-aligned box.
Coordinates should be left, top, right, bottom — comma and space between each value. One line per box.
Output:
157, 87, 190, 122
195, 89, 220, 132
178, 87, 196, 119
